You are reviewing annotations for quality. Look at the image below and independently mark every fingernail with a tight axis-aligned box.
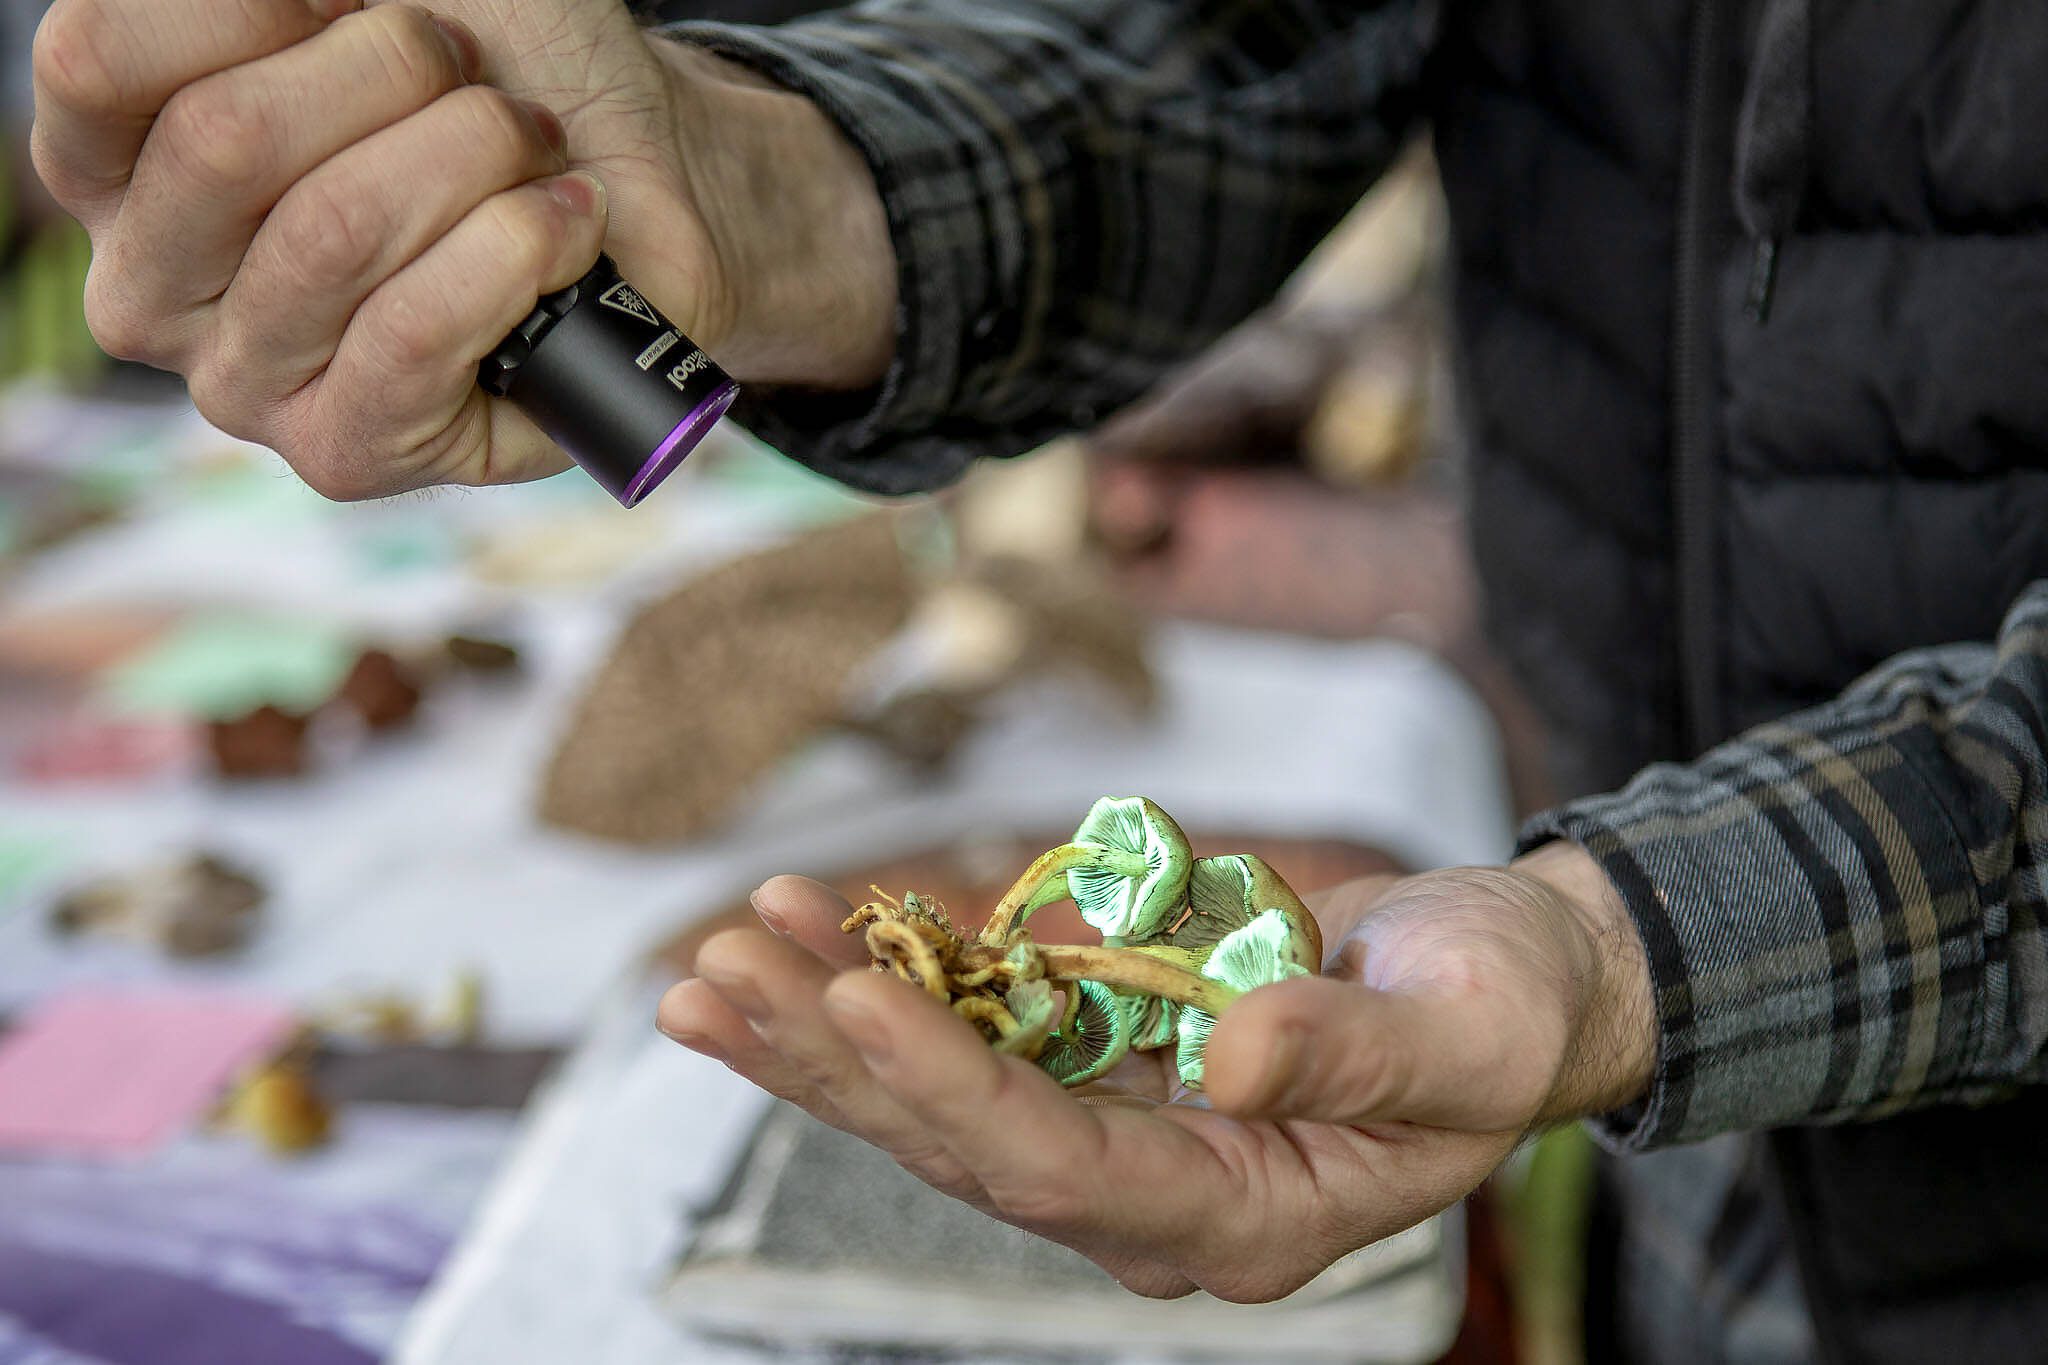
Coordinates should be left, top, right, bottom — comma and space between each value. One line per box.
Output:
544, 170, 606, 218
826, 997, 891, 1064
522, 100, 569, 157
748, 890, 789, 937
658, 1026, 729, 1064
429, 15, 483, 81
702, 969, 769, 1023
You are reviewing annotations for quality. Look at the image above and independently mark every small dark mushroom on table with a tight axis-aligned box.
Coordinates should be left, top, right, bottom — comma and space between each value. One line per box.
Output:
333, 649, 422, 730
206, 705, 312, 779
51, 851, 267, 957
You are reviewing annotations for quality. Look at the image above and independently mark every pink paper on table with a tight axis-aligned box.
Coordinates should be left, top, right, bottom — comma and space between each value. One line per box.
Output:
0, 991, 295, 1157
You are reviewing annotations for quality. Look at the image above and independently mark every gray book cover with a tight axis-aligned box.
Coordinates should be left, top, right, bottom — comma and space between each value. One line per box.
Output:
664, 1103, 1462, 1363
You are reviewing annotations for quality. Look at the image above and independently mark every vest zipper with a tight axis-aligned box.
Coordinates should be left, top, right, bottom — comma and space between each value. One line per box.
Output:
1672, 0, 1730, 754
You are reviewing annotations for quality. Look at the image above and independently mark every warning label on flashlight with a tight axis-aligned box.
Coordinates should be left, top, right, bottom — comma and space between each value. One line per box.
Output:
636, 330, 680, 371
599, 282, 661, 327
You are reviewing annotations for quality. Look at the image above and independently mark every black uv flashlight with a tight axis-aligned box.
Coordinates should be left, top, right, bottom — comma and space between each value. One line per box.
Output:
480, 254, 739, 508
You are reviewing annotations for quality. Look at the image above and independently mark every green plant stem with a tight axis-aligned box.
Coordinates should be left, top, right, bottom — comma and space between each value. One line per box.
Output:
1038, 944, 1241, 1017
980, 843, 1148, 944
1018, 876, 1073, 920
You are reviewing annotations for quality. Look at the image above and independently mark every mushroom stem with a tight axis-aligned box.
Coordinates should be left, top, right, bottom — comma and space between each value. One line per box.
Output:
866, 921, 950, 1001
1038, 944, 1241, 1017
980, 843, 1148, 944
954, 995, 1021, 1037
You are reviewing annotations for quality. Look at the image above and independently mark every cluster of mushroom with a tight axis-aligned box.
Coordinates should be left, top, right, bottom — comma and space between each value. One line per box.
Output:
841, 798, 1322, 1088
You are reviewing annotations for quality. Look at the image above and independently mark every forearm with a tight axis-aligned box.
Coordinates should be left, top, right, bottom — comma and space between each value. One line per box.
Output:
1524, 581, 2048, 1149
654, 0, 1427, 491
648, 41, 894, 388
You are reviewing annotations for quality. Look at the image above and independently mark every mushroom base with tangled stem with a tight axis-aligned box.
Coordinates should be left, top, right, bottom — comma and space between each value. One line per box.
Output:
841, 801, 1320, 1089
843, 890, 1237, 1051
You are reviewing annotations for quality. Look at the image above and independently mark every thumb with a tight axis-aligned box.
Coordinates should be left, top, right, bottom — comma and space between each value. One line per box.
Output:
1200, 975, 1542, 1132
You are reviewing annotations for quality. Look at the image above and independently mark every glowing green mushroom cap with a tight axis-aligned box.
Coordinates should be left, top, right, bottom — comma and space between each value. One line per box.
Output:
1166, 855, 1260, 954
1065, 796, 1194, 940
1113, 986, 1181, 1051
1037, 979, 1134, 1087
1172, 908, 1316, 1088
1175, 1007, 1217, 1089
1167, 854, 1324, 968
1205, 908, 1317, 990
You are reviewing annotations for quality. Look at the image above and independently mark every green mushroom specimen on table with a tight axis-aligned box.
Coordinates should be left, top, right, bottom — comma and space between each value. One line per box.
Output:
841, 797, 1323, 1090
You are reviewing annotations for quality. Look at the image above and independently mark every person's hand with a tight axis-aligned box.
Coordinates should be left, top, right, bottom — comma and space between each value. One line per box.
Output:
29, 0, 893, 498
658, 843, 1654, 1301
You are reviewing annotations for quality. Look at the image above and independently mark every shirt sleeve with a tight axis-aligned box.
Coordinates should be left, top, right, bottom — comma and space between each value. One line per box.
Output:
1522, 582, 2048, 1151
649, 0, 1427, 493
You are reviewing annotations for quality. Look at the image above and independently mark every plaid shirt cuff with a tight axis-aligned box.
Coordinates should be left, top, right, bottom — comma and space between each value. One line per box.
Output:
1521, 584, 2048, 1150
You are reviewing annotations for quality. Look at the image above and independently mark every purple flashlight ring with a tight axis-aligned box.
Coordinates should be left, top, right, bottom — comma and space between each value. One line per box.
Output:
620, 377, 741, 508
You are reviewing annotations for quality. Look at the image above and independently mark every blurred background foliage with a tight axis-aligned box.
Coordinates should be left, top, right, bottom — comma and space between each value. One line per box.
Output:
1, 185, 98, 384
3, 0, 101, 386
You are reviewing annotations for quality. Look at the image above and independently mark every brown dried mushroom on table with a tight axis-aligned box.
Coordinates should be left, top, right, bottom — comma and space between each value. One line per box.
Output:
206, 704, 312, 779
333, 649, 422, 731
538, 510, 1154, 845
51, 851, 266, 957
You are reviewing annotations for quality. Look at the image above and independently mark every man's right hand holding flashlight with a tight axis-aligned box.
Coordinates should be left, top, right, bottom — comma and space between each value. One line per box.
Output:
29, 0, 896, 497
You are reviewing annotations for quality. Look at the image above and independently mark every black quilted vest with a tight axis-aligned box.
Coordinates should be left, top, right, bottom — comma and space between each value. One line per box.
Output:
1431, 1, 2048, 1359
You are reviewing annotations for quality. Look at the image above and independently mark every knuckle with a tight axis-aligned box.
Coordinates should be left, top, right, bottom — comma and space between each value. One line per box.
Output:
205, 299, 264, 386
750, 1069, 824, 1112
183, 358, 223, 413
183, 358, 247, 433
452, 86, 549, 168
482, 189, 571, 284
1191, 1216, 1348, 1304
785, 1046, 862, 1095
1194, 1237, 1318, 1304
26, 121, 64, 195
903, 1157, 984, 1208
29, 121, 99, 216
1353, 1034, 1413, 1114
1301, 1209, 1367, 1267
159, 80, 274, 198
359, 286, 449, 374
1117, 1267, 1196, 1301
1204, 1268, 1303, 1305
33, 0, 125, 115
1324, 1039, 1390, 1115
80, 265, 150, 361
351, 4, 460, 98
274, 176, 386, 289
988, 1179, 1092, 1233
295, 452, 380, 504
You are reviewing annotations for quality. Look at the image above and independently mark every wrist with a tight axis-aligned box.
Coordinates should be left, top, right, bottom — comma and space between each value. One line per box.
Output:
646, 38, 897, 389
1514, 841, 1656, 1122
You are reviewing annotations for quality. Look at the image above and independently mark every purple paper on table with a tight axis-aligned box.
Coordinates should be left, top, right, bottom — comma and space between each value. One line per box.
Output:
0, 991, 294, 1157
0, 1104, 503, 1365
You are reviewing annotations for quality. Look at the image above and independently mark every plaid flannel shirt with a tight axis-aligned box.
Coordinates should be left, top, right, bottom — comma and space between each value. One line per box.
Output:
655, 4, 2048, 1358
659, 0, 1424, 492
